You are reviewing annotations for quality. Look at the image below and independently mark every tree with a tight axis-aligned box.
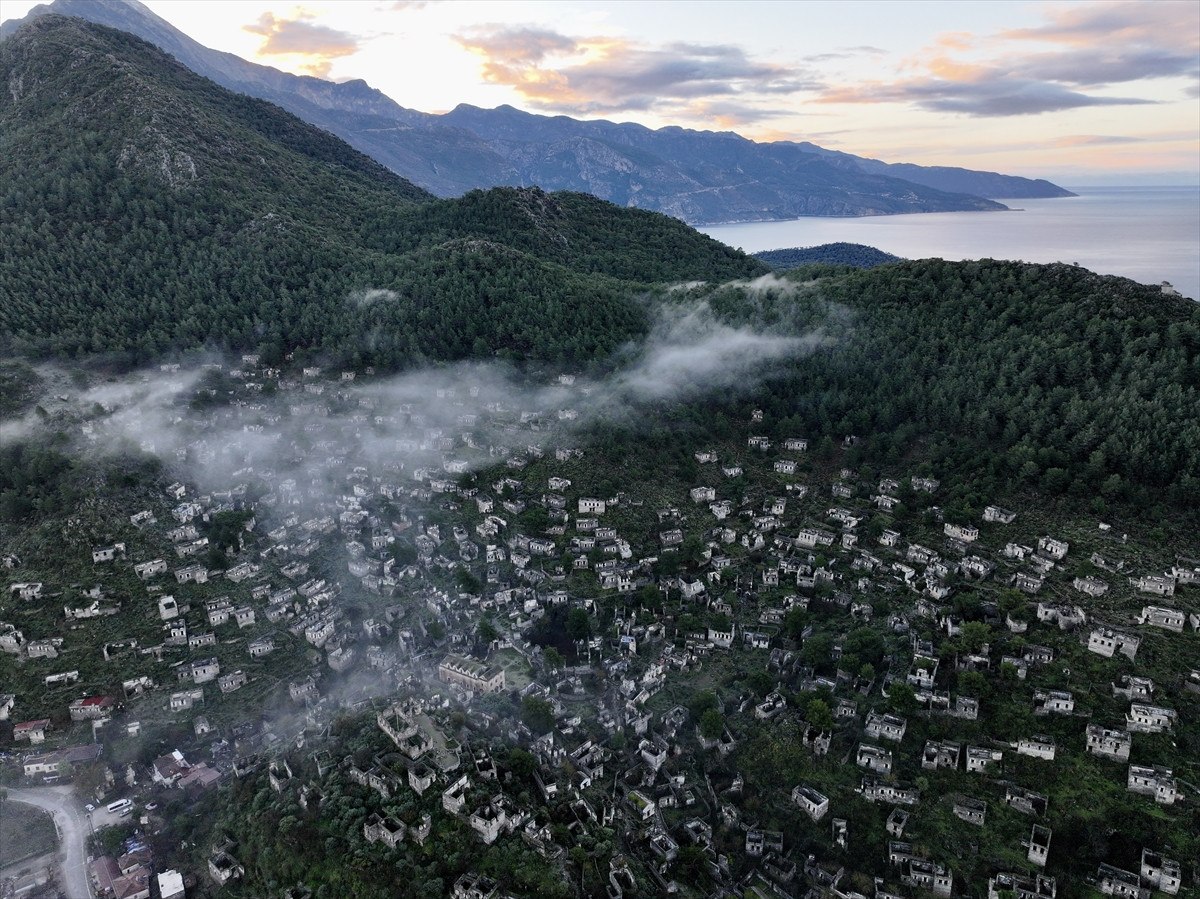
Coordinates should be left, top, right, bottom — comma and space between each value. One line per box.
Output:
806, 698, 834, 732
784, 605, 809, 640
504, 748, 535, 780
542, 646, 564, 671
844, 626, 885, 666
657, 552, 680, 577
957, 670, 989, 699
800, 633, 834, 667
889, 682, 918, 716
744, 669, 774, 697
680, 535, 705, 565
71, 762, 109, 802
520, 505, 549, 533
566, 607, 591, 643
520, 697, 554, 734
699, 708, 725, 740
959, 621, 991, 653
688, 689, 719, 719
673, 845, 710, 886
476, 617, 498, 645
456, 569, 482, 594
998, 589, 1025, 618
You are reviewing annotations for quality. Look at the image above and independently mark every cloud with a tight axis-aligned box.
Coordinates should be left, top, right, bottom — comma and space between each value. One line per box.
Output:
349, 288, 399, 307
0, 368, 204, 450
932, 32, 976, 52
607, 298, 823, 402
1049, 134, 1147, 148
244, 11, 363, 78
1048, 131, 1198, 149
815, 1, 1197, 118
1019, 48, 1200, 88
818, 77, 1155, 117
1001, 1, 1199, 53
455, 25, 818, 116
684, 98, 798, 129
804, 45, 887, 63
3, 287, 830, 501
979, 3, 1200, 91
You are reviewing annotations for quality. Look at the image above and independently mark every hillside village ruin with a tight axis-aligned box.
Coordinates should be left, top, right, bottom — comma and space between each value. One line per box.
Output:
2, 358, 1197, 899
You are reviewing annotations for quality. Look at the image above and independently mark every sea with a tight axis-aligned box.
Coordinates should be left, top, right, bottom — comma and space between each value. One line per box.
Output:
700, 186, 1200, 301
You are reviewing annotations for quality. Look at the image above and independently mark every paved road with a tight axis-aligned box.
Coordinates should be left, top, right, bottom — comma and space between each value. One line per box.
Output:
6, 786, 95, 899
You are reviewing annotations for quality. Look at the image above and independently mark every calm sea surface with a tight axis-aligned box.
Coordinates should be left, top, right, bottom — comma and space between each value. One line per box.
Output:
701, 186, 1200, 301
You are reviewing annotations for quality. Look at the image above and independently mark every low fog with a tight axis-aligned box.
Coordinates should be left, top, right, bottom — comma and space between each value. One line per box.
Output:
2, 299, 833, 508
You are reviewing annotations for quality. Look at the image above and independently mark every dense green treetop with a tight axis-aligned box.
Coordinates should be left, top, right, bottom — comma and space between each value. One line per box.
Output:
755, 243, 901, 270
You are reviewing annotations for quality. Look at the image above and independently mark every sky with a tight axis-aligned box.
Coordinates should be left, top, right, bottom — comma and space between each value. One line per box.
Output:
3, 0, 1198, 184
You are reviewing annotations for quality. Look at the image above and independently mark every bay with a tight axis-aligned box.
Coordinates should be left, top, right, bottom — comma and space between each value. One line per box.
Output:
700, 186, 1200, 301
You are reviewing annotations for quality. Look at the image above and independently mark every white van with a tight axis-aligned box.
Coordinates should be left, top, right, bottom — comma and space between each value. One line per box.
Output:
106, 798, 133, 815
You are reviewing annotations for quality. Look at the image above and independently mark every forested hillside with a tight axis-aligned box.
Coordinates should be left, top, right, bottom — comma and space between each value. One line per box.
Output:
0, 16, 765, 368
606, 260, 1200, 521
755, 243, 901, 270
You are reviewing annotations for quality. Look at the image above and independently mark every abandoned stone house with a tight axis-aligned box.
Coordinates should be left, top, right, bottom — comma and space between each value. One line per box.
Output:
1125, 703, 1176, 733
1132, 574, 1175, 597
922, 740, 961, 770
1033, 690, 1074, 715
1016, 735, 1057, 760
1037, 536, 1069, 560
792, 785, 829, 821
865, 712, 907, 742
1086, 724, 1132, 761
1127, 765, 1178, 804
1136, 605, 1185, 632
1087, 627, 1141, 660
966, 746, 1003, 774
856, 744, 893, 775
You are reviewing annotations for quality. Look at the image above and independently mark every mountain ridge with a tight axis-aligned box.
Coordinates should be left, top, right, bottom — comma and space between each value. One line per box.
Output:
0, 15, 765, 369
0, 0, 1074, 223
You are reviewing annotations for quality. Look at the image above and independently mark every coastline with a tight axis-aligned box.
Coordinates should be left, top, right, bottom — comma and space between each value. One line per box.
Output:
699, 186, 1200, 300
691, 201, 1035, 228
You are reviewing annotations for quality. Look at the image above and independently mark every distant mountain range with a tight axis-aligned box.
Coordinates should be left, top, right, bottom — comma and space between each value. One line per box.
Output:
0, 0, 1075, 223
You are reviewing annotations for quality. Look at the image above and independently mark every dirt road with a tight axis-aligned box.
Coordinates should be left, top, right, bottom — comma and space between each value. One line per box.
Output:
5, 786, 96, 899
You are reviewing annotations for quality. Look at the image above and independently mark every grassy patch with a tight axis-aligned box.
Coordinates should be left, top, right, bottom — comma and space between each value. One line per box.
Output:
492, 649, 533, 690
0, 800, 57, 868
